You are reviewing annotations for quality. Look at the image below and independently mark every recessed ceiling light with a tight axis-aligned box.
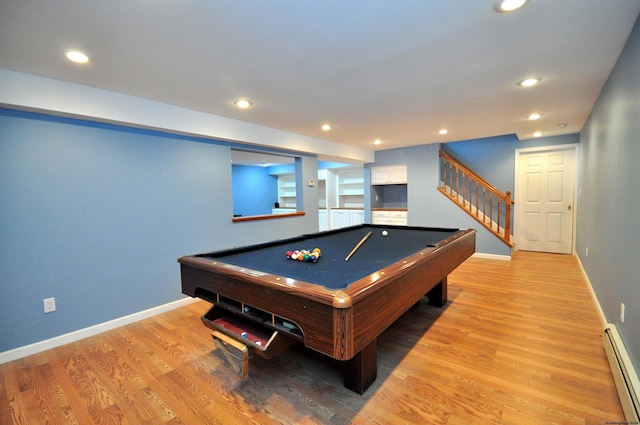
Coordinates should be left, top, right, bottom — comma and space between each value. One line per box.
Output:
65, 50, 90, 64
527, 113, 542, 120
557, 122, 568, 128
438, 129, 449, 135
234, 99, 252, 109
517, 78, 541, 87
372, 139, 383, 145
494, 0, 529, 13
533, 131, 543, 138
321, 124, 332, 131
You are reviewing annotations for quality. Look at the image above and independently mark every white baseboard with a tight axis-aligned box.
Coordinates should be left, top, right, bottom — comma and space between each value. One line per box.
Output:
472, 252, 512, 261
575, 254, 607, 328
0, 297, 199, 365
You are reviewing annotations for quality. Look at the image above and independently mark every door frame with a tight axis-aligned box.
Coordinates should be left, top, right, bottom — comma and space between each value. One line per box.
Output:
514, 143, 579, 253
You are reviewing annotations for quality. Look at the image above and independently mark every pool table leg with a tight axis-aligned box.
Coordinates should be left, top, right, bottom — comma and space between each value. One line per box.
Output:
342, 339, 378, 394
427, 277, 448, 307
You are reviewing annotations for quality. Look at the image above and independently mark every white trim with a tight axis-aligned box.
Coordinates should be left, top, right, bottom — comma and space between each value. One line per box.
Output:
514, 143, 579, 253
575, 254, 607, 328
0, 297, 199, 365
472, 252, 512, 261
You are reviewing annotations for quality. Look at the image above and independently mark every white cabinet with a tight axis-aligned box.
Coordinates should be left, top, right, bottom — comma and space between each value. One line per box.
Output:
330, 210, 350, 229
372, 210, 408, 226
318, 209, 329, 231
330, 209, 364, 229
350, 210, 364, 226
371, 165, 407, 185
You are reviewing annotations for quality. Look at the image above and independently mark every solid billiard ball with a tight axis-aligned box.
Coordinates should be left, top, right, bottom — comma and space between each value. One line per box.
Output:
382, 230, 389, 237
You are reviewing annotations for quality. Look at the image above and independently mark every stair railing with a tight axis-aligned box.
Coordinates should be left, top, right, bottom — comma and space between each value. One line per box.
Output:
438, 149, 514, 246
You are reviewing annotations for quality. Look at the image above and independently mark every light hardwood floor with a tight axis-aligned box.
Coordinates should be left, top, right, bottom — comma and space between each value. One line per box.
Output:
0, 251, 623, 424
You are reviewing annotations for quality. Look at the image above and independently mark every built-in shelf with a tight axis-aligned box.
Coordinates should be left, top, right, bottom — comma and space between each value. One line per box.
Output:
337, 168, 364, 209
317, 166, 364, 230
277, 173, 296, 208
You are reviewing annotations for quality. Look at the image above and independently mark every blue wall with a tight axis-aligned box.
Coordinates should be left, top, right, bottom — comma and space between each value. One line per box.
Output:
578, 17, 640, 369
232, 165, 278, 216
0, 109, 316, 352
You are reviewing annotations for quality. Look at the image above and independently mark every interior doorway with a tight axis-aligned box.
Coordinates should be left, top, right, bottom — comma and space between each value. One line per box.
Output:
515, 144, 578, 254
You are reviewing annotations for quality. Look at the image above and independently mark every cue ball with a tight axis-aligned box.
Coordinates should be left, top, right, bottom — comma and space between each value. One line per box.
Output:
382, 230, 388, 237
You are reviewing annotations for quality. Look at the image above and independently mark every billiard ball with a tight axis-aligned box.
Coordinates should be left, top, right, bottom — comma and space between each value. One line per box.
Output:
382, 230, 389, 237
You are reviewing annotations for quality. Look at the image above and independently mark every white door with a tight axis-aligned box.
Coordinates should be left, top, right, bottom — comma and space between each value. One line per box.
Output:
516, 146, 576, 254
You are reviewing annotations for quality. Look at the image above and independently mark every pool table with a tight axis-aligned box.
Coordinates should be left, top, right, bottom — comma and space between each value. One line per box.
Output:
179, 224, 475, 393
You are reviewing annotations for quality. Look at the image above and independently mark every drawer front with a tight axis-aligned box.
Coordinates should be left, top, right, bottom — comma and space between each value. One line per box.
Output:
372, 211, 407, 219
202, 306, 296, 359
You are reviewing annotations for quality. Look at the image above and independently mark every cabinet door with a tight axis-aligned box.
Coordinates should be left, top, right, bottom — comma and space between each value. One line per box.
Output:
349, 210, 364, 225
318, 210, 329, 231
388, 166, 407, 183
371, 167, 391, 185
330, 210, 351, 229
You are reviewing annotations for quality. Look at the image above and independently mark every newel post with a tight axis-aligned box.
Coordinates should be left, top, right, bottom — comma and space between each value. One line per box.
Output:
504, 191, 512, 243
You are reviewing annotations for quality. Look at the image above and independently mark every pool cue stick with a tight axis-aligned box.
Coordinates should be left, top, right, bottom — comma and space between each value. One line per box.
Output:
345, 231, 373, 261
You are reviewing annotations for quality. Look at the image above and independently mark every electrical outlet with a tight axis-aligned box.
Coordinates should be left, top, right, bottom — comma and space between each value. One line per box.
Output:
585, 247, 589, 257
43, 297, 56, 313
620, 303, 625, 323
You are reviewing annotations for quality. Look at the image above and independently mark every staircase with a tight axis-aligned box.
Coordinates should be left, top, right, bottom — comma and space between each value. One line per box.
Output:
438, 149, 514, 247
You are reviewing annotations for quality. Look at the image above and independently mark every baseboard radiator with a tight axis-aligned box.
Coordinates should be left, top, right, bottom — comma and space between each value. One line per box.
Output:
603, 324, 640, 422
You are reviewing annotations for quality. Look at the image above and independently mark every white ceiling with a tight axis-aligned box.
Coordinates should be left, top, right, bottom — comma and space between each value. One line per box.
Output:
1, 1, 639, 152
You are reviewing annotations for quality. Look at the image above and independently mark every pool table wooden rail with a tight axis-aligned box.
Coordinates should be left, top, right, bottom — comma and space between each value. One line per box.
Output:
180, 260, 349, 359
347, 229, 476, 354
179, 228, 476, 363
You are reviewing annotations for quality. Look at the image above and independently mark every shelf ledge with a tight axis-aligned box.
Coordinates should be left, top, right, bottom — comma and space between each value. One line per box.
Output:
232, 211, 306, 223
